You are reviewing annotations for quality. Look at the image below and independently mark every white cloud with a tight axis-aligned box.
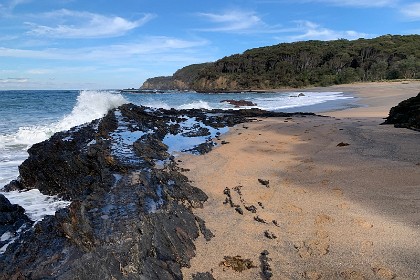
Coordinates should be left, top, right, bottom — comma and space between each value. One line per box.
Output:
0, 77, 97, 89
299, 0, 397, 7
0, 37, 210, 62
197, 10, 264, 32
195, 10, 286, 33
286, 20, 368, 41
78, 37, 210, 61
400, 3, 420, 20
26, 69, 52, 75
0, 77, 28, 83
25, 9, 155, 38
0, 69, 17, 74
25, 66, 96, 76
0, 35, 18, 41
0, 47, 64, 59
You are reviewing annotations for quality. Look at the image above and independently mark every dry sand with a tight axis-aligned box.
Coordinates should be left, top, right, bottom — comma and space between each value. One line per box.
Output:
180, 81, 420, 280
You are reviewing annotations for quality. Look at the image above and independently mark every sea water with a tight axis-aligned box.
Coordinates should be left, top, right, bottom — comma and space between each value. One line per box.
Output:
0, 89, 355, 223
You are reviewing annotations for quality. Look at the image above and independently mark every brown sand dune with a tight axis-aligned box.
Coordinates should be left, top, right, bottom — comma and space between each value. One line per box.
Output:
180, 81, 420, 279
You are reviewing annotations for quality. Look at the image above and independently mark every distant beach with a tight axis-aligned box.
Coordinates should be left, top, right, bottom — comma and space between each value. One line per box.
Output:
180, 81, 420, 279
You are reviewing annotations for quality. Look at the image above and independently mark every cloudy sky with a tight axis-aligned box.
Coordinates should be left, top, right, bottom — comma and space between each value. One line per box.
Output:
1, 0, 419, 89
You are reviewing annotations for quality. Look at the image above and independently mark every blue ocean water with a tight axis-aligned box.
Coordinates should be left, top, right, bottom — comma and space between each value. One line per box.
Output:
0, 89, 356, 225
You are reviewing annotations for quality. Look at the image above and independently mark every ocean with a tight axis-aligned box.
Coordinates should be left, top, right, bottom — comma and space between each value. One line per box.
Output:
0, 89, 355, 223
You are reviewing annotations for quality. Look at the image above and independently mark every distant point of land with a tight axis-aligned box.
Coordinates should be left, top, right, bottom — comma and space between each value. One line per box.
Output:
140, 35, 420, 93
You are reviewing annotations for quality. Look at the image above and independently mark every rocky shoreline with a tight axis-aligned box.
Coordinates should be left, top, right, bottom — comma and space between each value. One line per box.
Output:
0, 104, 313, 279
383, 92, 420, 130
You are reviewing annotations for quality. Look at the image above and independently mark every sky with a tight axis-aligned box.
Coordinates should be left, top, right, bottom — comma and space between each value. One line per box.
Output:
0, 0, 420, 89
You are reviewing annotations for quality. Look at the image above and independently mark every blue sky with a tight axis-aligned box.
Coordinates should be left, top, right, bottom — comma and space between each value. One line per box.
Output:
1, 0, 420, 89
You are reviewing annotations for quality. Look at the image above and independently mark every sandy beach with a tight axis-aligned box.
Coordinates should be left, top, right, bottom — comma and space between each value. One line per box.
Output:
180, 81, 420, 279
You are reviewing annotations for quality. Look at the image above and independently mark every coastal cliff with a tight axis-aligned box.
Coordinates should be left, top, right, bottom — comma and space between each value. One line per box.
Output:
140, 63, 211, 91
141, 35, 420, 92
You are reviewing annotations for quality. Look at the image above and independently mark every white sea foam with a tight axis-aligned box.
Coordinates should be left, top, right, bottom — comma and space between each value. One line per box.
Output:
253, 91, 352, 111
0, 152, 28, 188
2, 189, 71, 222
58, 90, 127, 131
177, 100, 213, 110
126, 91, 353, 112
142, 100, 214, 110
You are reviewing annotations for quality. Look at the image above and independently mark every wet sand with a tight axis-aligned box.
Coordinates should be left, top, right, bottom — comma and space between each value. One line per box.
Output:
180, 81, 420, 279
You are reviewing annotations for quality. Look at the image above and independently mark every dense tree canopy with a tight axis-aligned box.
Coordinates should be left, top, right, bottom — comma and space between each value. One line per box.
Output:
141, 35, 420, 91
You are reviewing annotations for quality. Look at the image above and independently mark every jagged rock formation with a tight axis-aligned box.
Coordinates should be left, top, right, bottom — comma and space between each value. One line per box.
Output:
383, 92, 420, 130
0, 194, 32, 251
0, 104, 313, 279
220, 100, 257, 107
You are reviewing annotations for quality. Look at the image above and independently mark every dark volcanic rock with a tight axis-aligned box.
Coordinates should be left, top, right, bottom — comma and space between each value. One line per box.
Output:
195, 216, 214, 241
260, 250, 273, 279
0, 194, 32, 250
264, 230, 277, 239
16, 120, 106, 200
192, 272, 216, 280
220, 99, 257, 107
0, 104, 316, 279
245, 205, 257, 213
258, 178, 270, 187
383, 92, 420, 130
337, 142, 350, 147
3, 179, 25, 192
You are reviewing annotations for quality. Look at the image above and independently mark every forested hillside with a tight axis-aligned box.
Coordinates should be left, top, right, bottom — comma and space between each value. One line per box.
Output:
141, 35, 420, 91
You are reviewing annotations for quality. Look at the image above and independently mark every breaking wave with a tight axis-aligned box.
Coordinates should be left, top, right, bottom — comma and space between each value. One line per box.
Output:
0, 90, 127, 149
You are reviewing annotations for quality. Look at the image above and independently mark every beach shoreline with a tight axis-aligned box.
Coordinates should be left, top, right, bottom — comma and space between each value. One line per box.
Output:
179, 81, 420, 279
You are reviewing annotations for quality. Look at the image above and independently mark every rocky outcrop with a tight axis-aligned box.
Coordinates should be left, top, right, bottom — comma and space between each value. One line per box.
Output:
140, 63, 211, 90
140, 76, 180, 90
0, 104, 314, 279
0, 194, 32, 251
220, 100, 257, 107
141, 78, 190, 91
383, 92, 420, 130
